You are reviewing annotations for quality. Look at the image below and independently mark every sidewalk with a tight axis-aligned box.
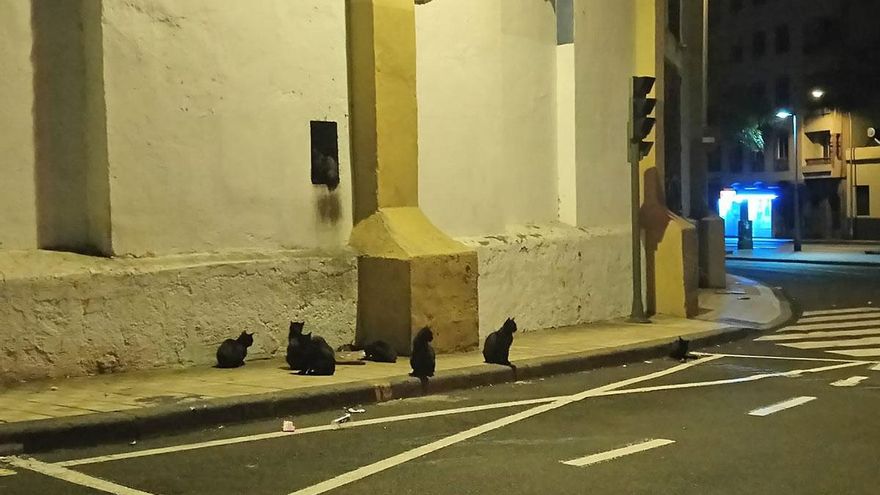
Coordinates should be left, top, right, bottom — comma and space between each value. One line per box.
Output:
727, 241, 880, 266
0, 279, 784, 453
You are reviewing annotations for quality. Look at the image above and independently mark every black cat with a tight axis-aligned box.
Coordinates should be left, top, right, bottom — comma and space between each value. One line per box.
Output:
363, 340, 397, 363
299, 335, 337, 376
410, 327, 436, 378
216, 331, 254, 368
483, 317, 517, 367
670, 336, 694, 362
286, 321, 309, 371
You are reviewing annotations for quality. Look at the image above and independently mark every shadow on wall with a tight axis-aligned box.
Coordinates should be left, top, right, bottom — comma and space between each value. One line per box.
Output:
641, 166, 671, 315
31, 0, 109, 255
31, 0, 94, 254
315, 192, 342, 224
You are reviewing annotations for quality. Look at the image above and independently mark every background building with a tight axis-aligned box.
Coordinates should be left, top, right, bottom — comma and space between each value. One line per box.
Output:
707, 0, 880, 240
0, 0, 707, 382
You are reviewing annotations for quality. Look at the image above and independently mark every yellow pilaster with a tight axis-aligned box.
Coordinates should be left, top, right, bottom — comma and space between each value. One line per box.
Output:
346, 0, 479, 354
634, 0, 698, 318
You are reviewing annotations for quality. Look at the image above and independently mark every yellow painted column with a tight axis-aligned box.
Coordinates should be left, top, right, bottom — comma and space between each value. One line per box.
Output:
346, 0, 479, 354
634, 0, 698, 318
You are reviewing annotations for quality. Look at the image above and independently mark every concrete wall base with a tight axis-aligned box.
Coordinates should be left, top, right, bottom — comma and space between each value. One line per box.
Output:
699, 215, 727, 288
0, 249, 357, 384
459, 223, 631, 341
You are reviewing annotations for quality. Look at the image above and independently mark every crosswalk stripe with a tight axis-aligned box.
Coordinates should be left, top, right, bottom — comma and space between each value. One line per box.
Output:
798, 312, 880, 324
830, 348, 880, 358
830, 376, 869, 387
748, 396, 816, 417
757, 328, 880, 342
801, 307, 880, 317
782, 319, 880, 332
780, 336, 880, 350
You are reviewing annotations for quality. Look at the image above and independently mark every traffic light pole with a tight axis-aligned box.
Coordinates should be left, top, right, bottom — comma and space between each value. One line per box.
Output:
628, 138, 650, 324
627, 76, 654, 325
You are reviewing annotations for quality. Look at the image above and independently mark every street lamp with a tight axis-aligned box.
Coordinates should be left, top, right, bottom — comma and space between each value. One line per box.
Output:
810, 88, 826, 101
777, 108, 802, 252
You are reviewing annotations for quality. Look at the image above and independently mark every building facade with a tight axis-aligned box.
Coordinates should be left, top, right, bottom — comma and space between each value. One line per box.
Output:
0, 0, 707, 382
707, 0, 880, 239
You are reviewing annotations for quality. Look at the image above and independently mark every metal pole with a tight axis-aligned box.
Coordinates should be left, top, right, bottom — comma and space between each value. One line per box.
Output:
792, 114, 803, 251
629, 144, 649, 324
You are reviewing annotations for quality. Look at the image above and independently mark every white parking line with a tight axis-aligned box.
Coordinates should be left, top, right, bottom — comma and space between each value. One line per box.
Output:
0, 468, 16, 476
1, 456, 154, 495
872, 364, 880, 371
757, 328, 880, 342
782, 319, 880, 332
692, 352, 875, 364
60, 395, 569, 468
561, 439, 675, 467
288, 357, 721, 495
802, 307, 880, 317
748, 397, 817, 417
830, 348, 880, 358
830, 376, 869, 387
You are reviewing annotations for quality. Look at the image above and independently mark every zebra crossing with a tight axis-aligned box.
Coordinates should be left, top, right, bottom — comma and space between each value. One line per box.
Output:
757, 307, 880, 358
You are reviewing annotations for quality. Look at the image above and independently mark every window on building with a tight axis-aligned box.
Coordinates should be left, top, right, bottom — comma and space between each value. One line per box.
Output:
750, 150, 765, 172
731, 44, 744, 63
775, 134, 789, 161
709, 148, 723, 172
775, 25, 790, 53
752, 31, 767, 58
310, 121, 340, 191
730, 0, 743, 14
750, 81, 766, 104
753, 0, 767, 5
556, 0, 574, 45
775, 76, 791, 107
803, 16, 836, 54
731, 145, 744, 173
857, 185, 871, 216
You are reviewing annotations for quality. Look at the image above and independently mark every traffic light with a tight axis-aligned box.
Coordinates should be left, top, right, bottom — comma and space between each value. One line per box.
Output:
630, 76, 656, 162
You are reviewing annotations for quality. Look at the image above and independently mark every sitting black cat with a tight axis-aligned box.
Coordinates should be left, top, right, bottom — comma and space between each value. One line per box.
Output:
286, 321, 309, 371
483, 317, 517, 367
410, 327, 436, 378
670, 336, 695, 362
216, 331, 254, 368
363, 340, 397, 363
299, 335, 337, 376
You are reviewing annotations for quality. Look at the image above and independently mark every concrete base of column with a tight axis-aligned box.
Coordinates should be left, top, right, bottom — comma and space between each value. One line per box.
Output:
699, 215, 727, 289
351, 207, 479, 355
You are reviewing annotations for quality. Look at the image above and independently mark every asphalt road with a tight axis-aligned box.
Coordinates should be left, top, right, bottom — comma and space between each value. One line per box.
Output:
2, 260, 879, 495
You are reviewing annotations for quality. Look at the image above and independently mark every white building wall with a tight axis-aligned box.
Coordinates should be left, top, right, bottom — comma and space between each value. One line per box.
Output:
100, 0, 353, 256
0, 0, 38, 250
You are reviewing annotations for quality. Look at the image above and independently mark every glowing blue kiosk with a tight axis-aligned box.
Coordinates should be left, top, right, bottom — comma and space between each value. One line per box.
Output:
719, 187, 778, 239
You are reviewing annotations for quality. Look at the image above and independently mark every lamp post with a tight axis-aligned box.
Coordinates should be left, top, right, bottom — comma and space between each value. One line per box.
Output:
776, 109, 802, 252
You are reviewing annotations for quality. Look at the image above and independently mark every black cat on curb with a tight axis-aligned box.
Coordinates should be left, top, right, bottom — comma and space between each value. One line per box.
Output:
363, 340, 398, 363
410, 327, 436, 378
286, 321, 366, 375
483, 317, 517, 367
670, 336, 696, 362
216, 331, 254, 368
286, 322, 309, 371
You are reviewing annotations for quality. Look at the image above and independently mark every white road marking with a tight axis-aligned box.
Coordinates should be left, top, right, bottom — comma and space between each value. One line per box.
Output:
0, 468, 16, 476
598, 361, 866, 396
59, 395, 569, 468
831, 376, 869, 387
561, 439, 675, 467
757, 328, 880, 342
748, 397, 817, 417
779, 336, 880, 350
782, 319, 880, 332
692, 351, 875, 364
798, 312, 880, 324
830, 348, 880, 358
288, 357, 721, 495
1, 456, 154, 495
802, 307, 880, 317
871, 364, 880, 371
